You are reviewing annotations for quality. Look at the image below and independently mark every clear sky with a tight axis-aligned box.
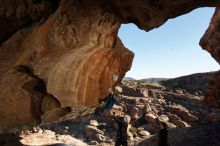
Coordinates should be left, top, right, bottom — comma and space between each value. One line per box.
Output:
119, 8, 219, 80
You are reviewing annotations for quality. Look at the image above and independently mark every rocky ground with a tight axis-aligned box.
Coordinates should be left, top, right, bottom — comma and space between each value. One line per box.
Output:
1, 78, 220, 146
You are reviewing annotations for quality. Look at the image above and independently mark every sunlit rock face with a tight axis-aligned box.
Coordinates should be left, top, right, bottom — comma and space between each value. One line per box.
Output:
0, 0, 220, 131
0, 0, 134, 131
200, 8, 220, 108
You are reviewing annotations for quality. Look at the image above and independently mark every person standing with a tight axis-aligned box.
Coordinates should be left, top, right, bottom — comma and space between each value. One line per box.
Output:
113, 114, 128, 146
158, 122, 168, 146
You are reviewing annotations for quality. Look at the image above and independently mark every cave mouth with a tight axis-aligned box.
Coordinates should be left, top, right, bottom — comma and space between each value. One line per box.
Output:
119, 7, 219, 81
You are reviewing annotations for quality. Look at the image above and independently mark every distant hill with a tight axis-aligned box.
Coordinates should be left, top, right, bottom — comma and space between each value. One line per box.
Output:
160, 71, 216, 94
123, 77, 136, 80
139, 78, 169, 83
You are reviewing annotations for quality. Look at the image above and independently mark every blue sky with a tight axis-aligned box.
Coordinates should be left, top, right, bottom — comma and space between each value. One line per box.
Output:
119, 8, 219, 79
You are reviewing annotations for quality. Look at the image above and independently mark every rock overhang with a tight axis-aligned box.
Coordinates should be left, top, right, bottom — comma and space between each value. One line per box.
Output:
0, 0, 220, 132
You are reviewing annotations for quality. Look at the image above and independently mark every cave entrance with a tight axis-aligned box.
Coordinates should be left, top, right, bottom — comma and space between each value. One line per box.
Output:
119, 8, 219, 81
119, 8, 219, 95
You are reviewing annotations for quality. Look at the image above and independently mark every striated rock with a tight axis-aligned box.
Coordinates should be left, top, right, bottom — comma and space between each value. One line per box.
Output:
167, 105, 198, 123
0, 0, 134, 131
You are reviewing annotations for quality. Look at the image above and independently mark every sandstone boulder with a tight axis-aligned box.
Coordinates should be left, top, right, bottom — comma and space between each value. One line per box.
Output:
172, 120, 190, 128
167, 106, 198, 122
159, 114, 169, 123
143, 103, 153, 113
145, 113, 157, 123
166, 112, 181, 121
103, 105, 123, 118
165, 122, 177, 129
115, 86, 123, 94
138, 130, 150, 137
141, 123, 160, 134
89, 120, 99, 127
130, 107, 143, 120
121, 85, 146, 97
84, 125, 104, 138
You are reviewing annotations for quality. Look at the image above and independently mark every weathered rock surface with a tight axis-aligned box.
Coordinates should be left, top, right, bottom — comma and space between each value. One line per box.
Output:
0, 0, 134, 131
137, 122, 220, 146
200, 8, 220, 108
1, 0, 220, 131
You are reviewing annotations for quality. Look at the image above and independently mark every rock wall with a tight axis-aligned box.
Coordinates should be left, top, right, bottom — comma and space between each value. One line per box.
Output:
1, 0, 220, 131
200, 8, 220, 108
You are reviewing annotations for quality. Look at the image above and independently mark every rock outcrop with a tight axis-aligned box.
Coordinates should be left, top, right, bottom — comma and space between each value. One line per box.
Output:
200, 9, 220, 108
1, 0, 220, 131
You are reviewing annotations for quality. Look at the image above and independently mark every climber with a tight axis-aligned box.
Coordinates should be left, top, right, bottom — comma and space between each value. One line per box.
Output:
158, 122, 168, 146
95, 88, 119, 115
113, 113, 128, 146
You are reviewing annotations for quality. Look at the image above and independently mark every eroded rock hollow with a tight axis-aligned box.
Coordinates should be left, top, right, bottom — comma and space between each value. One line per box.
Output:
0, 0, 220, 132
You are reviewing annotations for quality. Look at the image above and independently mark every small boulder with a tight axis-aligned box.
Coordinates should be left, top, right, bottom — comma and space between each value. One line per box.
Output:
85, 125, 104, 137
159, 114, 169, 123
140, 98, 150, 104
94, 133, 105, 142
103, 105, 123, 117
145, 113, 157, 123
115, 86, 122, 94
138, 130, 150, 137
172, 120, 190, 128
140, 123, 160, 134
166, 112, 181, 121
89, 120, 99, 127
165, 122, 177, 129
90, 141, 98, 145
130, 107, 143, 120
